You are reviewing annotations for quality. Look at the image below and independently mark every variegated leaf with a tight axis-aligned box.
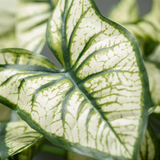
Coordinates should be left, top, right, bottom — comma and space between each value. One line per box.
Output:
0, 0, 17, 48
108, 0, 139, 23
138, 125, 160, 160
123, 0, 160, 55
0, 0, 53, 121
16, 0, 52, 54
0, 141, 43, 160
0, 0, 53, 54
0, 121, 43, 159
1, 142, 42, 160
0, 0, 150, 159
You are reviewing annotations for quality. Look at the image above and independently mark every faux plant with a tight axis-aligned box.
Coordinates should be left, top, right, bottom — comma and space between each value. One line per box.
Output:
0, 0, 160, 160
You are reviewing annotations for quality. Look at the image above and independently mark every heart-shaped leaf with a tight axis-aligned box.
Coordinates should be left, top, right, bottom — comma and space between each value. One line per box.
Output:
0, 121, 43, 159
0, 0, 150, 159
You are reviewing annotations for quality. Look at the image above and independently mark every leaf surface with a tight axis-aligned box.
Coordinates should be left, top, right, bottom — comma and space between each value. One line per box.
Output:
0, 0, 150, 159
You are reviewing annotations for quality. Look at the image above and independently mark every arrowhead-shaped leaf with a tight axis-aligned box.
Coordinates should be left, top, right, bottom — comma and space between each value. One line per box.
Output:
0, 0, 150, 159
0, 121, 43, 159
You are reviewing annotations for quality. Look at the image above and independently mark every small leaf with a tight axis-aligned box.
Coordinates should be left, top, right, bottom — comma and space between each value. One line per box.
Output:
138, 124, 160, 160
0, 140, 43, 160
0, 121, 43, 159
0, 0, 150, 159
108, 0, 139, 23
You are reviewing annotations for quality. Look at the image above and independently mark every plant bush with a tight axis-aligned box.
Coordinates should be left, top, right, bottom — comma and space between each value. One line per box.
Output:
0, 0, 160, 160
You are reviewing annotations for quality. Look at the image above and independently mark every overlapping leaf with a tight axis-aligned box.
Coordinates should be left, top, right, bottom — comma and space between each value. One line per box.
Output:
1, 143, 42, 160
108, 0, 139, 23
138, 125, 160, 160
0, 121, 43, 159
0, 0, 53, 54
0, 0, 17, 49
108, 0, 160, 56
0, 0, 150, 160
144, 61, 160, 107
122, 0, 160, 55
